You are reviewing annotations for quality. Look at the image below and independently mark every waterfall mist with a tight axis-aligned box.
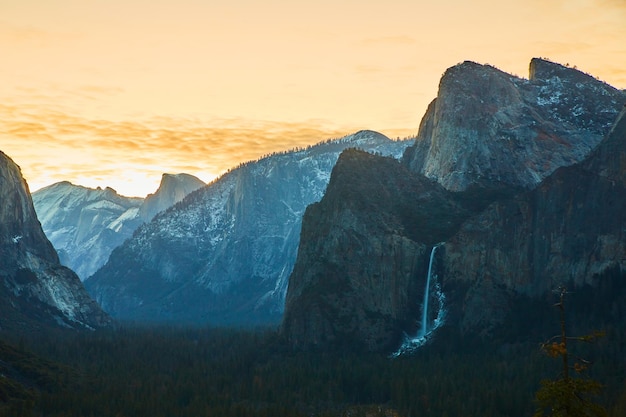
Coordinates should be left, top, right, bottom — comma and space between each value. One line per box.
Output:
391, 243, 445, 357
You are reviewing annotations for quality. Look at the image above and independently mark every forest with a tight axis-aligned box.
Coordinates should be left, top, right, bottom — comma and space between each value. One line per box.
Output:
1, 312, 625, 417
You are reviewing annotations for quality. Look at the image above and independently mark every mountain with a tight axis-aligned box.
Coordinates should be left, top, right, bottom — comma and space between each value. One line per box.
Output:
0, 150, 110, 333
32, 173, 204, 280
138, 173, 206, 222
403, 58, 625, 191
282, 59, 626, 352
281, 149, 511, 352
32, 183, 143, 280
84, 131, 411, 325
443, 107, 626, 334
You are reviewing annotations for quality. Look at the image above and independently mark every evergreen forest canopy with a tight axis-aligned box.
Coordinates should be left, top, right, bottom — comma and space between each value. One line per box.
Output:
2, 283, 626, 417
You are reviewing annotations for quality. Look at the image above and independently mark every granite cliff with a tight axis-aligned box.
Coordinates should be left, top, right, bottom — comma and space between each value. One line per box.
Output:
85, 131, 410, 325
32, 173, 204, 280
282, 150, 510, 351
32, 182, 144, 280
138, 173, 206, 222
282, 59, 626, 352
0, 151, 110, 333
403, 58, 625, 191
443, 108, 626, 334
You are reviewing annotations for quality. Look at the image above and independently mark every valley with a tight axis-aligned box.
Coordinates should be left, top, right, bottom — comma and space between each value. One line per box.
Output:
1, 57, 625, 416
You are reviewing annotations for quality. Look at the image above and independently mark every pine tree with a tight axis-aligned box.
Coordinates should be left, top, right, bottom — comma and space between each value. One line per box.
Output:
534, 287, 607, 417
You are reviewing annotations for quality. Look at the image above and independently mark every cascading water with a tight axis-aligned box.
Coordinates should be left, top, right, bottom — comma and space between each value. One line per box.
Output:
391, 243, 446, 357
420, 244, 438, 337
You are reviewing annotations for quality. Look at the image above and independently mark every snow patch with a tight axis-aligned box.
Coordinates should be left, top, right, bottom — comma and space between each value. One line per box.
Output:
108, 207, 140, 232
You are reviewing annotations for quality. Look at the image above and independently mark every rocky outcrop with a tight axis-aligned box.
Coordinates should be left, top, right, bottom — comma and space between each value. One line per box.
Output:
138, 173, 205, 222
282, 59, 626, 352
0, 151, 110, 333
403, 59, 626, 191
85, 131, 411, 325
33, 182, 144, 280
33, 173, 204, 280
443, 108, 626, 333
281, 149, 510, 352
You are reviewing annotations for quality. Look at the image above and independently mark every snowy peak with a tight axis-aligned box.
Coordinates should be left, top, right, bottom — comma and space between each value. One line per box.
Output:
403, 58, 626, 191
85, 131, 412, 325
33, 173, 207, 281
138, 173, 205, 222
32, 182, 144, 280
33, 181, 142, 231
338, 130, 394, 146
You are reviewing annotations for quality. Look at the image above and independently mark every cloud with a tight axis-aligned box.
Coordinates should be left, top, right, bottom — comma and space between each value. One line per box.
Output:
0, 103, 367, 197
68, 85, 126, 102
0, 24, 53, 43
594, 0, 626, 10
530, 41, 595, 57
601, 66, 626, 87
76, 85, 125, 95
0, 22, 80, 46
354, 65, 385, 75
357, 35, 417, 47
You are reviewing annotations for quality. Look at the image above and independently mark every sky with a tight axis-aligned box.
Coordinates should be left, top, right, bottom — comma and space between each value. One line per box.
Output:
1, 0, 625, 197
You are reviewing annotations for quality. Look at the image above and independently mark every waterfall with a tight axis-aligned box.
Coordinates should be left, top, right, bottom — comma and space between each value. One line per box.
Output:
391, 243, 445, 357
420, 244, 439, 337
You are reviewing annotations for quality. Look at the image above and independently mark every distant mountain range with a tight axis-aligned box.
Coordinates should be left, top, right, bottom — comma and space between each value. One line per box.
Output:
84, 131, 412, 325
32, 173, 205, 280
2, 57, 624, 356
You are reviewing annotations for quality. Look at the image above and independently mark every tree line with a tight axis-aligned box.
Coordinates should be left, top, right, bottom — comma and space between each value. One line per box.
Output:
0, 320, 624, 417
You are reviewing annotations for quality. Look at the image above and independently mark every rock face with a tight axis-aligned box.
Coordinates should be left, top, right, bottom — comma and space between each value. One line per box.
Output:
32, 173, 204, 280
138, 173, 206, 222
85, 131, 411, 325
0, 151, 110, 333
32, 183, 143, 280
281, 149, 512, 351
443, 108, 626, 334
403, 58, 625, 191
282, 59, 626, 352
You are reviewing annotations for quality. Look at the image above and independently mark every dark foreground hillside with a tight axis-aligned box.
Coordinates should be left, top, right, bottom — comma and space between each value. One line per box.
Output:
2, 306, 626, 417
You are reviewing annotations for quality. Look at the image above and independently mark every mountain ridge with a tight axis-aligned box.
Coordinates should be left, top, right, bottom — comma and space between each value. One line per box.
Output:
0, 150, 110, 333
282, 58, 626, 352
403, 58, 625, 191
85, 130, 411, 325
33, 173, 204, 280
443, 108, 626, 333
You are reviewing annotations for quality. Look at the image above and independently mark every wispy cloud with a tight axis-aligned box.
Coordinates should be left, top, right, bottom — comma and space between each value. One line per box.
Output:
357, 35, 417, 47
530, 41, 595, 57
354, 65, 386, 75
0, 22, 81, 45
0, 104, 379, 197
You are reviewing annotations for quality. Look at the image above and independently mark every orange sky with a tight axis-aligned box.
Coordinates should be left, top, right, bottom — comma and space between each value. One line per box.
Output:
1, 0, 625, 197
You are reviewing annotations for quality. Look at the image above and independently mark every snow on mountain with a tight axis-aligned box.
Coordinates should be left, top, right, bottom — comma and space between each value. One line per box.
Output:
0, 151, 110, 332
85, 130, 412, 325
138, 173, 206, 222
403, 58, 626, 191
32, 174, 205, 280
32, 182, 143, 280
